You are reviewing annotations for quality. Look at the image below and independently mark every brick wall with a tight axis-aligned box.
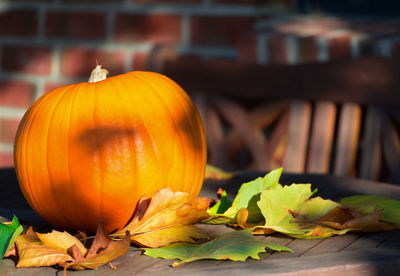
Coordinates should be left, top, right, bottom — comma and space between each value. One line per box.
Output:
0, 0, 399, 167
0, 0, 294, 167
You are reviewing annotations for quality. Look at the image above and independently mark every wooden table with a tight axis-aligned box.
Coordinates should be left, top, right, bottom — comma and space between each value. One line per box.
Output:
1, 168, 400, 276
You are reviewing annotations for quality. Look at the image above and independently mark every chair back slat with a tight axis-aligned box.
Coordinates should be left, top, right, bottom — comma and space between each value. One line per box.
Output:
307, 101, 337, 174
381, 112, 400, 183
283, 101, 312, 173
333, 103, 362, 177
360, 107, 382, 180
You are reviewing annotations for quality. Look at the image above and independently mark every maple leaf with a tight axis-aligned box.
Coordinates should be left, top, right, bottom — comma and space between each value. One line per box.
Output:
143, 228, 292, 266
0, 216, 23, 259
317, 207, 398, 232
64, 222, 131, 271
340, 195, 400, 224
255, 183, 349, 238
205, 168, 283, 224
15, 221, 130, 273
114, 188, 210, 248
36, 230, 87, 256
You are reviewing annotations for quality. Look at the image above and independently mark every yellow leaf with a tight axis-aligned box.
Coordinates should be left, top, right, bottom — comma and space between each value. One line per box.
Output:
115, 188, 210, 247
15, 235, 73, 268
132, 225, 208, 248
37, 230, 87, 256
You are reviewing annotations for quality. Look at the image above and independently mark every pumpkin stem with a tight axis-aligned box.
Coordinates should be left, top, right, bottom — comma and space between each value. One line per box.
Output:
88, 65, 109, 83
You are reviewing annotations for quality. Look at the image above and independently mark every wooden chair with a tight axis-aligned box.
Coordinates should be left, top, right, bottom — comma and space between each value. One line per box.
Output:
156, 54, 400, 184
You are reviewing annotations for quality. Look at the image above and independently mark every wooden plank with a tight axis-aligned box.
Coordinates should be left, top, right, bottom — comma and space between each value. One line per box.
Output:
140, 248, 400, 276
381, 113, 400, 183
283, 101, 311, 173
102, 249, 162, 275
213, 97, 270, 170
268, 238, 324, 259
193, 95, 230, 169
249, 101, 287, 129
302, 233, 360, 256
333, 103, 362, 177
267, 108, 290, 168
359, 106, 382, 180
343, 232, 392, 252
307, 101, 337, 174
165, 56, 400, 107
378, 230, 400, 250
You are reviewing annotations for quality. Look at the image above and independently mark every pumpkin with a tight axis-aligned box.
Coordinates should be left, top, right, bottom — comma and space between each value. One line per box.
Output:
14, 66, 207, 233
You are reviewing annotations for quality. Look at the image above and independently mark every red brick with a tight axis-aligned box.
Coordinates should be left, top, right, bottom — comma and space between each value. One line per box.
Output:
45, 11, 106, 40
1, 46, 52, 75
0, 153, 14, 167
328, 35, 352, 60
237, 35, 257, 63
44, 82, 69, 94
267, 34, 288, 64
64, 0, 123, 2
133, 0, 200, 2
0, 81, 34, 107
61, 48, 126, 78
0, 118, 21, 144
133, 52, 150, 71
114, 13, 181, 43
191, 16, 256, 46
0, 10, 37, 37
298, 36, 319, 63
212, 0, 293, 7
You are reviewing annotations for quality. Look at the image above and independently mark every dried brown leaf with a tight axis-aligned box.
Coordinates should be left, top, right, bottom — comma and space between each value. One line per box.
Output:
318, 207, 397, 232
65, 228, 130, 271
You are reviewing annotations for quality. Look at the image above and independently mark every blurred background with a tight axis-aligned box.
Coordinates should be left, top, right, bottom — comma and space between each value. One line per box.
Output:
0, 0, 399, 183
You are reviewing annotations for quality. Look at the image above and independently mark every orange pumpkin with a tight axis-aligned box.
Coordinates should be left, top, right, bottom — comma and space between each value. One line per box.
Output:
14, 66, 207, 233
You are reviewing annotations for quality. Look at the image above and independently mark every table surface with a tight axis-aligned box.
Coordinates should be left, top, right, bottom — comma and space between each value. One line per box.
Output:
1, 168, 400, 276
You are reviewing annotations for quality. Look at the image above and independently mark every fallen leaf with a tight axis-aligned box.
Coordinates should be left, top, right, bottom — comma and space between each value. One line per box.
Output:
64, 222, 131, 271
114, 188, 210, 248
0, 216, 23, 259
207, 189, 232, 215
37, 230, 87, 256
143, 228, 292, 266
205, 168, 283, 224
340, 195, 400, 224
317, 207, 397, 232
16, 234, 73, 267
255, 184, 348, 238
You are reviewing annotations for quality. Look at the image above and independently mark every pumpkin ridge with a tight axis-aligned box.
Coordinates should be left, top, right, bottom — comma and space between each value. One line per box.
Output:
132, 73, 187, 192
137, 73, 205, 198
91, 81, 106, 230
67, 83, 90, 230
101, 78, 139, 229
17, 98, 47, 217
163, 76, 205, 197
23, 91, 68, 220
45, 85, 78, 228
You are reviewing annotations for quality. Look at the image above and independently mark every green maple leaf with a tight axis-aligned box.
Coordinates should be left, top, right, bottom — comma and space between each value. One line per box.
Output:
143, 228, 292, 266
0, 216, 23, 259
207, 190, 232, 215
205, 168, 283, 224
340, 195, 400, 224
256, 184, 348, 238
